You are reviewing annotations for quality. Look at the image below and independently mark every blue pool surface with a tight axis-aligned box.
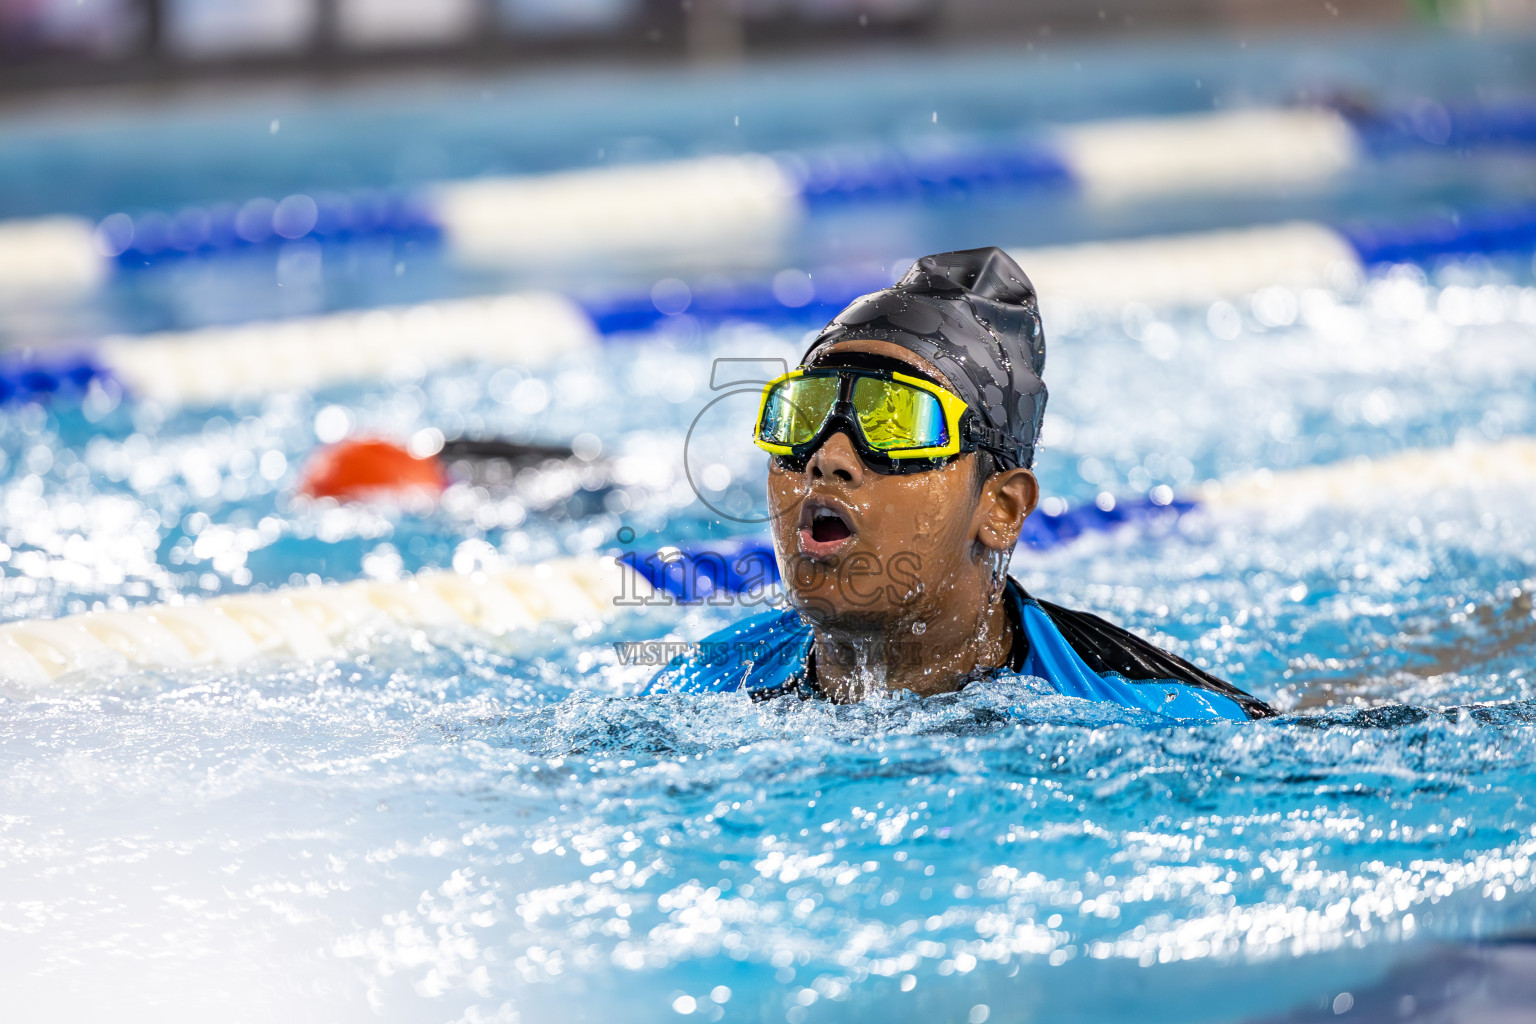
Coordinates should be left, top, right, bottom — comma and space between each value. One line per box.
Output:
2, 30, 1536, 1024
2, 256, 1535, 1022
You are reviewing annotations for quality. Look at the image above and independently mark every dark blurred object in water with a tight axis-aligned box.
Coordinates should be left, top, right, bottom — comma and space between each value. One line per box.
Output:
298, 434, 611, 519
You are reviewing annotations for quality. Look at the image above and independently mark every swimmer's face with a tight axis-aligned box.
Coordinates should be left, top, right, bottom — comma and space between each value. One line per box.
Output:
765, 339, 1038, 631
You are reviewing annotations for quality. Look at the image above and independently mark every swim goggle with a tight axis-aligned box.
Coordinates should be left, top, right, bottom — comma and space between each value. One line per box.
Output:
753, 365, 1014, 474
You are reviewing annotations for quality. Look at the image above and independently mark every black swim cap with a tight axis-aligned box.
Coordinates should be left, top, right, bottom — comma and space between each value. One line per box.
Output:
804, 247, 1047, 470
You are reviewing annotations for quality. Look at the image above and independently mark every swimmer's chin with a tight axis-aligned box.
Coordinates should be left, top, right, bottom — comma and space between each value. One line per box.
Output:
788, 595, 902, 634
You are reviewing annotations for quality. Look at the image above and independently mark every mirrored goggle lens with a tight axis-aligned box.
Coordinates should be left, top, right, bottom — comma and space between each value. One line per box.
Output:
852, 376, 948, 451
758, 376, 839, 447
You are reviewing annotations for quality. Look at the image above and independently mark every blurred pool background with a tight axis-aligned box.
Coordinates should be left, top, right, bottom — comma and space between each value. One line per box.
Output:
4, 2, 1536, 1022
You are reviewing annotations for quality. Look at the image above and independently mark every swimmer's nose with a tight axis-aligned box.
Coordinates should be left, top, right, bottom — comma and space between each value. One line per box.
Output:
807, 431, 864, 486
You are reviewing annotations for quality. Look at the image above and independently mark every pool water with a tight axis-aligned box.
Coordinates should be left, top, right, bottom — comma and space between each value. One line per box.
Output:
3, 254, 1536, 1022
5, 33, 1536, 1024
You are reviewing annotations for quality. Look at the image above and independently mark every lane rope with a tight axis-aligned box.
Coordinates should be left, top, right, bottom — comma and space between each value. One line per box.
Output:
635, 438, 1536, 598
9, 208, 1535, 407
0, 557, 643, 694
2, 438, 1533, 691
8, 103, 1536, 291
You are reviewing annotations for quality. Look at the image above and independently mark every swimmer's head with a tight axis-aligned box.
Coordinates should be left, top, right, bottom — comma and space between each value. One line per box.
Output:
804, 246, 1047, 470
762, 247, 1044, 659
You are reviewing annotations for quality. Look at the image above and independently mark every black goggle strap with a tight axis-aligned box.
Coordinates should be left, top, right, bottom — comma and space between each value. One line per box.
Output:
960, 412, 1027, 468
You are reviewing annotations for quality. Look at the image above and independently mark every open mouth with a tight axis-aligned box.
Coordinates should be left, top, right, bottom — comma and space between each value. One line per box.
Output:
799, 500, 855, 557
811, 506, 852, 543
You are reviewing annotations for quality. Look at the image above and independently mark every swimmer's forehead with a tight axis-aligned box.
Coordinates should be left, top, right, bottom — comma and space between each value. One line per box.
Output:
803, 338, 955, 392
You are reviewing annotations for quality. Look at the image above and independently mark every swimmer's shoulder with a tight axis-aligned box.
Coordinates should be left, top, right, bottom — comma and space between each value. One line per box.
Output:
642, 607, 813, 697
1008, 584, 1276, 721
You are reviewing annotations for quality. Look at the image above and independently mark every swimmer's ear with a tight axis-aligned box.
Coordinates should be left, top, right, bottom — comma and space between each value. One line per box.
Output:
974, 466, 1038, 552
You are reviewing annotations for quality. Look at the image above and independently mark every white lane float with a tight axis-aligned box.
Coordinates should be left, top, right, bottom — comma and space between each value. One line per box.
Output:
1198, 437, 1536, 514
434, 154, 801, 266
1009, 221, 1361, 310
0, 216, 106, 303
0, 557, 645, 695
97, 291, 597, 406
1055, 108, 1359, 201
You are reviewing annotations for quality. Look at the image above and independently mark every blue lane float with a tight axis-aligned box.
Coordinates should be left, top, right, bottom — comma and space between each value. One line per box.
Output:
581, 265, 893, 336
0, 353, 112, 406
1016, 493, 1196, 550
784, 137, 1073, 208
1343, 99, 1536, 153
1336, 203, 1536, 267
96, 190, 443, 270
621, 539, 780, 604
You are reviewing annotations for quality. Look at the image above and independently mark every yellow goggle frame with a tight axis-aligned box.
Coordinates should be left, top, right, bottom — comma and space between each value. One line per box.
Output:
753, 366, 972, 465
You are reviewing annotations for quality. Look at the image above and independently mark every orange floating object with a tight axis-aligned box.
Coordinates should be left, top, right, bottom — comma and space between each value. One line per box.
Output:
298, 438, 447, 502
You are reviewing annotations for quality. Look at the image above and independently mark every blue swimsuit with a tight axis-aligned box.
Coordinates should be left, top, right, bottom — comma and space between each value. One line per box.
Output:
644, 580, 1272, 721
